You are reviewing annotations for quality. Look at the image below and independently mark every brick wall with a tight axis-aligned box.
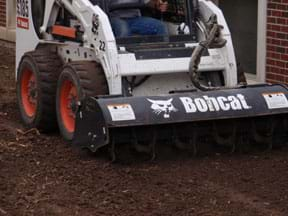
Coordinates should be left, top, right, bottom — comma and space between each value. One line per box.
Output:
0, 0, 15, 42
266, 0, 288, 83
0, 0, 6, 27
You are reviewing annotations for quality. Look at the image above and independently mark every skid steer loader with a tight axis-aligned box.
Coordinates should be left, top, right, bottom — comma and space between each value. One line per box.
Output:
16, 0, 288, 160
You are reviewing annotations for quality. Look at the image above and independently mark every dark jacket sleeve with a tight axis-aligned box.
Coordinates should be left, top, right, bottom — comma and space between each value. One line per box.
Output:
108, 0, 147, 11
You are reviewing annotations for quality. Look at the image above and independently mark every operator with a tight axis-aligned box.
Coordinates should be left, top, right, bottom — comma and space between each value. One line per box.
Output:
108, 0, 169, 37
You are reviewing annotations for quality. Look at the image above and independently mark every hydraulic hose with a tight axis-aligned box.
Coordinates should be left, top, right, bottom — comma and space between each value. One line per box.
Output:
189, 17, 234, 91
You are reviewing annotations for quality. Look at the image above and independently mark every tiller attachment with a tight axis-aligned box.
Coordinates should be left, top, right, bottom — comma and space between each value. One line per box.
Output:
73, 84, 288, 160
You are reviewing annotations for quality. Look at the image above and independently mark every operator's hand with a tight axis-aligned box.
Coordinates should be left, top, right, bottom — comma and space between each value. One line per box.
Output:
157, 0, 168, 13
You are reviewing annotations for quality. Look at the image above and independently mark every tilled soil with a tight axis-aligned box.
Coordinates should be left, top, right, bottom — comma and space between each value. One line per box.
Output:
1, 46, 288, 216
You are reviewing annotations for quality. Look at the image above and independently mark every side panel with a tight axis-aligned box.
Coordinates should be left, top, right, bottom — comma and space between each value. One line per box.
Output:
16, 0, 42, 78
59, 0, 121, 94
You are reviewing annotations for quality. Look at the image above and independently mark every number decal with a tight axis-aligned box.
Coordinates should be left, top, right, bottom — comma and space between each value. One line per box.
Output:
99, 40, 106, 52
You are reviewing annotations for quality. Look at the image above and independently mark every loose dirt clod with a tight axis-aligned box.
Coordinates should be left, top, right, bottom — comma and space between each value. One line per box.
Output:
16, 128, 41, 141
16, 128, 40, 136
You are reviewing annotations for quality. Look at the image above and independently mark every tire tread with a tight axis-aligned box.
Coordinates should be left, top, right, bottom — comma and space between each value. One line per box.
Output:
18, 49, 63, 131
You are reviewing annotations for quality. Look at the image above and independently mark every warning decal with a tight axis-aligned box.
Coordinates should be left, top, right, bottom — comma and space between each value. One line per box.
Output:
263, 92, 288, 109
17, 0, 29, 30
17, 17, 29, 29
107, 104, 136, 121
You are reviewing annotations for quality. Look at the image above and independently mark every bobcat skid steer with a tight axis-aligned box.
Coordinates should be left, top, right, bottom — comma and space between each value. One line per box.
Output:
16, 0, 288, 160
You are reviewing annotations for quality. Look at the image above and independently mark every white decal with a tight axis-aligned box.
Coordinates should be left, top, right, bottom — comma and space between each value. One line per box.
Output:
263, 92, 288, 109
107, 104, 135, 121
148, 98, 178, 119
180, 94, 252, 113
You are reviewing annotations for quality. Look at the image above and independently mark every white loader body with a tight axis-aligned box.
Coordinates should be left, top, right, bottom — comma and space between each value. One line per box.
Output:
17, 0, 237, 96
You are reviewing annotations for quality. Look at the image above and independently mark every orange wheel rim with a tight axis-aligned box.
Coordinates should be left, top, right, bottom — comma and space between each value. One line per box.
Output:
21, 69, 37, 117
60, 79, 78, 133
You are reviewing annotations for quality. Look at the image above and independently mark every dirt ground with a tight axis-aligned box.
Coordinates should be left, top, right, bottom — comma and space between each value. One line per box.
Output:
0, 46, 288, 216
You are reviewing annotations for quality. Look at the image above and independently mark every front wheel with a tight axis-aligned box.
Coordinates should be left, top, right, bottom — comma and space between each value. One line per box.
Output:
56, 62, 109, 141
17, 50, 62, 131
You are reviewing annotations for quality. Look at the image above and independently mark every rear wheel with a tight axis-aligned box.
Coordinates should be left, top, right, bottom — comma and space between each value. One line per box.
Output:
17, 50, 62, 131
56, 62, 109, 141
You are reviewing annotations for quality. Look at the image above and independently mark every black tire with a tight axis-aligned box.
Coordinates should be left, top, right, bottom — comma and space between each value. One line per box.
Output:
56, 61, 109, 141
16, 49, 63, 131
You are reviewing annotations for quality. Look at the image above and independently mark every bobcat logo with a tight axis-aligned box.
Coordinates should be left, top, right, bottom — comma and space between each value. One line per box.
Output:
147, 98, 178, 119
